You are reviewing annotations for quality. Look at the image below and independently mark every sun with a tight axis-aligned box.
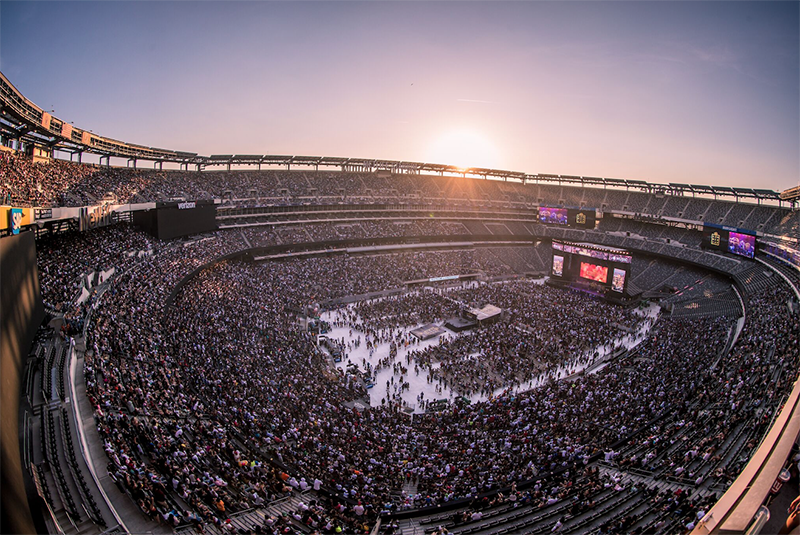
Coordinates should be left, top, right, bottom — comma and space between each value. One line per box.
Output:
426, 128, 502, 170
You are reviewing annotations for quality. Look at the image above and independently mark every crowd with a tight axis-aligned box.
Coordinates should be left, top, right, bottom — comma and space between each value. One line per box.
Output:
6, 143, 793, 534
1, 151, 96, 206
607, 283, 800, 486
3, 150, 797, 239
54, 218, 795, 534
36, 223, 157, 308
330, 283, 649, 397
345, 291, 464, 332
237, 220, 511, 251
77, 234, 540, 532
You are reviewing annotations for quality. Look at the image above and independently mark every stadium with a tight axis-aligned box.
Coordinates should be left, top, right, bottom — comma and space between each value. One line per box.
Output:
1, 28, 799, 535
2, 66, 800, 535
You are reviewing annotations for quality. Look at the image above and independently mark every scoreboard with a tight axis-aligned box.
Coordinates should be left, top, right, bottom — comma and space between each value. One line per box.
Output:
132, 200, 218, 240
551, 240, 632, 294
538, 207, 597, 229
701, 224, 756, 259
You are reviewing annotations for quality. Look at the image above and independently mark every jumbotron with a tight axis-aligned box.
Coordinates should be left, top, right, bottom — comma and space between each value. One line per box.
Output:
1, 71, 799, 535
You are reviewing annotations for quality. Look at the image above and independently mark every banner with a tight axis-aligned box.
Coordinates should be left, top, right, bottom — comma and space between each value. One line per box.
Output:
79, 204, 114, 232
0, 206, 33, 232
34, 208, 52, 220
9, 208, 23, 235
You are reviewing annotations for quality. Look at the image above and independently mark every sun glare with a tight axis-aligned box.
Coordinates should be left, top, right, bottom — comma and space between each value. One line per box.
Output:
427, 128, 501, 170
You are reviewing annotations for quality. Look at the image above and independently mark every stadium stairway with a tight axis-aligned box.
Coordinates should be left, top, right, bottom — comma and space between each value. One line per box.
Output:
397, 518, 424, 535
176, 492, 313, 535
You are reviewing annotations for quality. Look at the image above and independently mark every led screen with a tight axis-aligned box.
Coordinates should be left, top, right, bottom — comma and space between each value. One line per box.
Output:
539, 207, 568, 225
579, 262, 608, 283
727, 232, 756, 259
552, 255, 564, 277
611, 268, 627, 292
608, 253, 632, 264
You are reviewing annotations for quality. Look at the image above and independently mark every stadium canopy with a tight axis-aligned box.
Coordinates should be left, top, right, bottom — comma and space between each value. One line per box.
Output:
780, 185, 800, 202
0, 70, 792, 206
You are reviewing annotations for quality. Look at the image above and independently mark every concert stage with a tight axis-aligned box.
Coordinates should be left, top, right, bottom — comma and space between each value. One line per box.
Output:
445, 317, 477, 333
410, 323, 446, 341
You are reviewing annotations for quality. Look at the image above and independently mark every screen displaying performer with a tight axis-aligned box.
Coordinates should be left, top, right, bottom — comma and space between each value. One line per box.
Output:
727, 231, 756, 259
552, 255, 564, 277
579, 262, 608, 283
539, 207, 568, 225
611, 268, 627, 292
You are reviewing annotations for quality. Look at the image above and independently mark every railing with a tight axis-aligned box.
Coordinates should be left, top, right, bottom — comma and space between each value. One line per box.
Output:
692, 265, 800, 535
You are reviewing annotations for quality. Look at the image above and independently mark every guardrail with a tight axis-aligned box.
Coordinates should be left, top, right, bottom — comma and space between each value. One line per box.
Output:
693, 264, 800, 534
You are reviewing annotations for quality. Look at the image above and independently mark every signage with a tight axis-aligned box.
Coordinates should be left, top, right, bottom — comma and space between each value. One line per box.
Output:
35, 208, 53, 220
79, 204, 113, 231
9, 208, 23, 234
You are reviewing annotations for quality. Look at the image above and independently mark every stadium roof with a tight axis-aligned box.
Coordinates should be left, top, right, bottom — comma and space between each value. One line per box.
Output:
0, 70, 792, 206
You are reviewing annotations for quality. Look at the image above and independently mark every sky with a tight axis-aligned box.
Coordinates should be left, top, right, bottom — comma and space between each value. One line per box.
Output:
1, 1, 798, 191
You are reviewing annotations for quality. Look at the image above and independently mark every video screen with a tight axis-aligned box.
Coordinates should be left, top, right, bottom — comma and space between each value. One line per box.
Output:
539, 207, 568, 225
608, 253, 632, 264
580, 262, 608, 283
611, 268, 627, 292
727, 232, 756, 259
552, 255, 564, 277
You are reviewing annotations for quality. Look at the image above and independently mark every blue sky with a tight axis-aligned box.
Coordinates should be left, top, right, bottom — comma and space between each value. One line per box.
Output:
1, 1, 798, 190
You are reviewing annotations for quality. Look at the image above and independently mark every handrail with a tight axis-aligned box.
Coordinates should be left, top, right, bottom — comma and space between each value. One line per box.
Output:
693, 378, 800, 534
693, 265, 800, 534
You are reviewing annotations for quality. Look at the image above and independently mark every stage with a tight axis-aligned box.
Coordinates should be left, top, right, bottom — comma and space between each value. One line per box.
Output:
409, 323, 446, 341
445, 317, 477, 333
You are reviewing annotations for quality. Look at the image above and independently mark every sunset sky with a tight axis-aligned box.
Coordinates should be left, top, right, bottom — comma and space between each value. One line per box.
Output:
1, 1, 798, 191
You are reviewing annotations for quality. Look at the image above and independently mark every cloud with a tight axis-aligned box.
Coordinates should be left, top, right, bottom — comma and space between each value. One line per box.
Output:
689, 44, 739, 66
